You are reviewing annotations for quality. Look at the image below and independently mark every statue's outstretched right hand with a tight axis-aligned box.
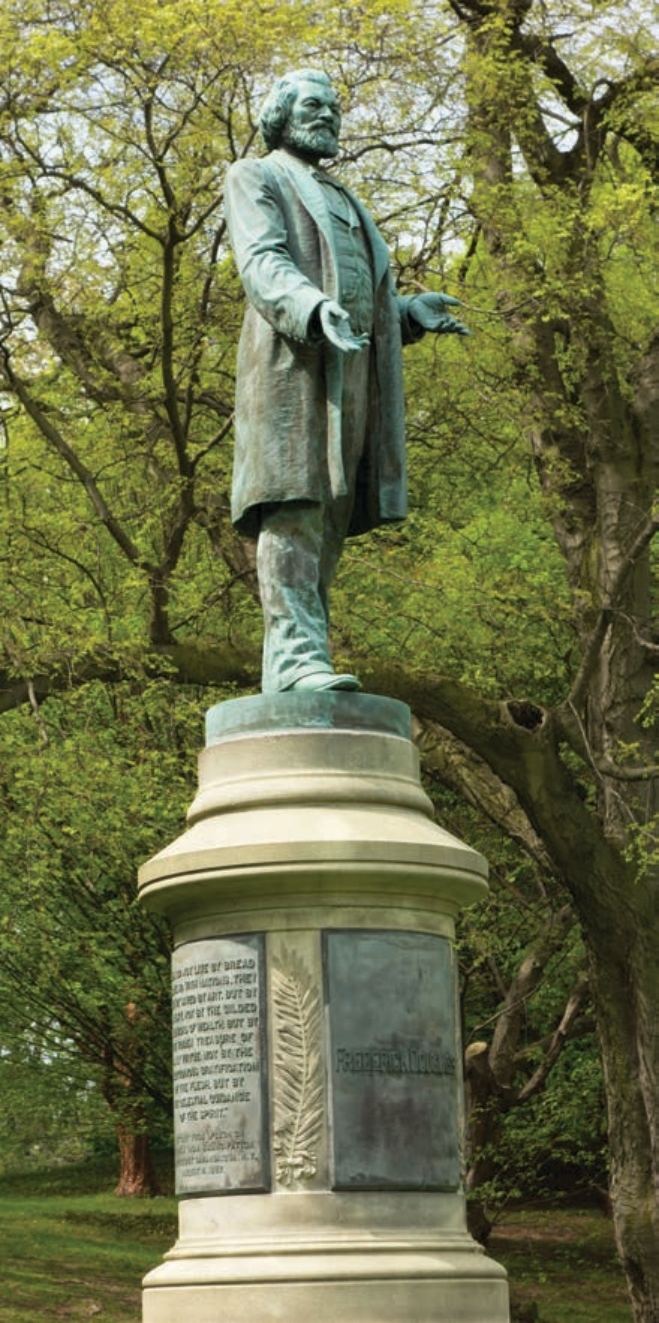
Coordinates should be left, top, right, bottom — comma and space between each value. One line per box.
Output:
319, 300, 370, 353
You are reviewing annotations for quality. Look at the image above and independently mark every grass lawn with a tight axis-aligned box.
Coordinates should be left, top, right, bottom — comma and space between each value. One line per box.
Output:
490, 1205, 631, 1322
0, 1161, 632, 1321
0, 1160, 177, 1323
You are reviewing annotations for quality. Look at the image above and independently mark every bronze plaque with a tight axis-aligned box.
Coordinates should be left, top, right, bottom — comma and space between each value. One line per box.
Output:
172, 934, 269, 1195
325, 930, 460, 1190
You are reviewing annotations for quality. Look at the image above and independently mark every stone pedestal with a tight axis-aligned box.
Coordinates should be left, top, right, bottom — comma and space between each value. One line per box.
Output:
137, 693, 509, 1322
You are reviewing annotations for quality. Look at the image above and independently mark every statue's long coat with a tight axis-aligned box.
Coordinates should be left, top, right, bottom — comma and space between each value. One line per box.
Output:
224, 148, 419, 540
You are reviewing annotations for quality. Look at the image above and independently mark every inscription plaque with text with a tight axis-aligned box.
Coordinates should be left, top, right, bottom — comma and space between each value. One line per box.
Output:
172, 934, 268, 1195
325, 930, 460, 1190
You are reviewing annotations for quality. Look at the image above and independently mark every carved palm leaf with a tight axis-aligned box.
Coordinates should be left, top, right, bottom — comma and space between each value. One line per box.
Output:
272, 957, 324, 1181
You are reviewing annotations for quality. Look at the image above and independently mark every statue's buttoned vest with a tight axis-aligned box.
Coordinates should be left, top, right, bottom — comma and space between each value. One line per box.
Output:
315, 173, 375, 337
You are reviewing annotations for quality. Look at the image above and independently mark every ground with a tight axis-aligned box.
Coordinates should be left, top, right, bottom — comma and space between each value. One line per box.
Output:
0, 1160, 632, 1322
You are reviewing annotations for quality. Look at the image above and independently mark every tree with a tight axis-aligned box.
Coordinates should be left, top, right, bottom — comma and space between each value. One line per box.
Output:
0, 3, 658, 1315
0, 680, 214, 1194
422, 6, 659, 1317
0, 1025, 117, 1172
423, 756, 597, 1240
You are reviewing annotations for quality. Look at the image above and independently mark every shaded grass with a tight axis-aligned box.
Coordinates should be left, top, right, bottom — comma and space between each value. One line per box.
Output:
490, 1205, 631, 1322
0, 1152, 174, 1198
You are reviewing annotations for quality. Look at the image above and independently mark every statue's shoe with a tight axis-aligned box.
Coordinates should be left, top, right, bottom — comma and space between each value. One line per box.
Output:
289, 672, 361, 692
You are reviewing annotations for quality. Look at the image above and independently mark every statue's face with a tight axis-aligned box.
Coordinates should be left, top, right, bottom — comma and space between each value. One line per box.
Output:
282, 78, 341, 162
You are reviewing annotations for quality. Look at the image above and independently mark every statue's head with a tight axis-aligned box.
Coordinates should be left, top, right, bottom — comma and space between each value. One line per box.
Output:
259, 69, 341, 161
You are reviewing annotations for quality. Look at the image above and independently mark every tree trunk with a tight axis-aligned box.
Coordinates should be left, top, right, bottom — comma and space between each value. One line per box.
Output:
586, 928, 659, 1321
115, 1126, 160, 1198
104, 1002, 163, 1198
464, 1042, 500, 1243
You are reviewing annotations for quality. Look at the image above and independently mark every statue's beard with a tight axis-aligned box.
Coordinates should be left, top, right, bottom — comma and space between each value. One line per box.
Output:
282, 121, 339, 159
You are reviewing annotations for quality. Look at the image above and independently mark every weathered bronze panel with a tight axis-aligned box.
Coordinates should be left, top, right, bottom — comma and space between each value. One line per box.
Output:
325, 930, 460, 1190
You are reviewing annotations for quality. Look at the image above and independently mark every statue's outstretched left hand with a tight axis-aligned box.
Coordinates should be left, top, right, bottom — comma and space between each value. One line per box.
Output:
409, 293, 471, 336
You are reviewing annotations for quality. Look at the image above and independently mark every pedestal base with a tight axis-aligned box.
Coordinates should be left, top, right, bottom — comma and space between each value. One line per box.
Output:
143, 1270, 508, 1322
143, 1191, 508, 1322
139, 695, 510, 1322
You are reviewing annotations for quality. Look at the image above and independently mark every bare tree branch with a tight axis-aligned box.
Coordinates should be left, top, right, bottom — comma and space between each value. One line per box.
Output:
0, 355, 144, 569
565, 513, 659, 713
517, 969, 591, 1102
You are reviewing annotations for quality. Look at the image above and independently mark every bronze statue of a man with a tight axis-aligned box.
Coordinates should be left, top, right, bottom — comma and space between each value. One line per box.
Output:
225, 69, 468, 693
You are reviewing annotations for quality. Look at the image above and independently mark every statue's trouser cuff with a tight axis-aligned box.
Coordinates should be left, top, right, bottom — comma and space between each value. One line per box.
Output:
257, 502, 343, 693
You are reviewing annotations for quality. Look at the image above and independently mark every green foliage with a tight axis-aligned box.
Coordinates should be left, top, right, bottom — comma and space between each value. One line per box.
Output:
500, 1043, 607, 1197
0, 679, 229, 1152
332, 242, 585, 701
425, 777, 604, 1205
0, 1039, 115, 1172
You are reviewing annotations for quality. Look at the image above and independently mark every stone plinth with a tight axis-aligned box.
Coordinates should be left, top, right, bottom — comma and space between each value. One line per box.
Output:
138, 693, 510, 1322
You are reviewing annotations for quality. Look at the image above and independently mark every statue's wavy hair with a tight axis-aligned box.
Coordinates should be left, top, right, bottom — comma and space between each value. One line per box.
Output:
258, 70, 334, 151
